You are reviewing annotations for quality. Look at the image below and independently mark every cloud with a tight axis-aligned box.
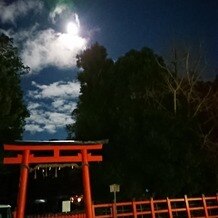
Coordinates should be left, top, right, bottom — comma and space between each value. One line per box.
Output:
25, 81, 80, 134
0, 0, 43, 24
29, 81, 80, 99
2, 24, 87, 72
49, 4, 68, 24
49, 4, 80, 25
25, 124, 44, 133
19, 27, 86, 72
1, 1, 87, 72
0, 1, 88, 137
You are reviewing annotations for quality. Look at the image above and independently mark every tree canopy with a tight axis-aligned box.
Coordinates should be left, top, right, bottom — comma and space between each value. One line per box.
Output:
0, 33, 30, 205
0, 33, 29, 141
67, 43, 217, 200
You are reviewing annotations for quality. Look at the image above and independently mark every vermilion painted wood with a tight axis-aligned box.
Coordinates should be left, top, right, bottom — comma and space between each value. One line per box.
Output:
26, 195, 218, 218
81, 149, 93, 218
16, 150, 30, 218
4, 154, 102, 164
92, 195, 218, 218
4, 144, 102, 164
184, 195, 192, 218
4, 141, 104, 218
4, 144, 102, 151
27, 213, 86, 218
167, 197, 173, 218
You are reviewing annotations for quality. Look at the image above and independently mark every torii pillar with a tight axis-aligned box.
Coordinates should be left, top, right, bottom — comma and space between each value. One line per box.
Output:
3, 140, 106, 218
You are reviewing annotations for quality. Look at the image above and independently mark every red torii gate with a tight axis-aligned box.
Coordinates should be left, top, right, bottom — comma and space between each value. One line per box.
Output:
3, 140, 106, 218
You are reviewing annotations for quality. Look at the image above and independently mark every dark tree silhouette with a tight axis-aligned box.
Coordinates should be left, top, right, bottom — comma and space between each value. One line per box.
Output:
67, 43, 217, 200
0, 33, 29, 141
0, 33, 29, 205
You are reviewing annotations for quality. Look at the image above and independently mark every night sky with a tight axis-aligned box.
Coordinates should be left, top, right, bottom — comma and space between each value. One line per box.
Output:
0, 0, 217, 140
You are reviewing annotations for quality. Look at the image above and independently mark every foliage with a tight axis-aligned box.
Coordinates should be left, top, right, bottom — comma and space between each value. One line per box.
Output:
67, 43, 217, 200
0, 33, 29, 142
67, 43, 114, 140
0, 33, 30, 205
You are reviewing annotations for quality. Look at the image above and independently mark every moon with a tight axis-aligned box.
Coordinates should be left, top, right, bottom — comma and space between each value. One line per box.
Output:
59, 20, 86, 50
66, 22, 79, 35
60, 21, 86, 50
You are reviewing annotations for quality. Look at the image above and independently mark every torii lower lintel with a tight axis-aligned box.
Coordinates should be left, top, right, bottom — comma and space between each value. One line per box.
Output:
3, 140, 106, 218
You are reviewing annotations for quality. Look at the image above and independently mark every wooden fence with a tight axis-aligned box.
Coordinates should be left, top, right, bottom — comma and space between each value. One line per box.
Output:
26, 212, 86, 218
26, 194, 218, 218
93, 194, 218, 218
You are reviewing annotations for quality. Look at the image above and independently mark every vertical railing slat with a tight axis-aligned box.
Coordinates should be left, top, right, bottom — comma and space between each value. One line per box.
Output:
150, 198, 155, 218
112, 202, 117, 218
167, 197, 173, 218
202, 194, 209, 218
132, 201, 137, 218
184, 195, 191, 218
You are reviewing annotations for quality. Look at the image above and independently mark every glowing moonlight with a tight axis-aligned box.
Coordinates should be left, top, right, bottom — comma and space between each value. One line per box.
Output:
66, 22, 79, 35
59, 21, 86, 50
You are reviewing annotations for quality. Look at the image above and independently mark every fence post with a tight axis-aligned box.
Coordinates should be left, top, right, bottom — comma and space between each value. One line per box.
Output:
202, 194, 209, 218
112, 202, 117, 218
132, 201, 137, 218
150, 198, 155, 218
167, 197, 173, 218
92, 203, 95, 218
184, 195, 191, 218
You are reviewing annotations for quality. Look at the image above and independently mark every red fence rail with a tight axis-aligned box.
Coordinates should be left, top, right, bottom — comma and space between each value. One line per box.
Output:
26, 194, 218, 218
26, 212, 86, 218
93, 194, 218, 218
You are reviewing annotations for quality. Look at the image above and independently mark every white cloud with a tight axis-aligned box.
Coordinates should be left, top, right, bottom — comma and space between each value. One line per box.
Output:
29, 81, 80, 99
0, 1, 87, 136
49, 4, 68, 24
27, 102, 41, 110
25, 108, 76, 134
1, 1, 87, 72
0, 0, 43, 24
25, 81, 80, 134
25, 124, 44, 133
19, 27, 86, 72
52, 99, 65, 108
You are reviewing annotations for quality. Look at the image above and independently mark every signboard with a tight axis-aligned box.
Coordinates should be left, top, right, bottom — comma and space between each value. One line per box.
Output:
110, 184, 120, 192
62, 201, 71, 213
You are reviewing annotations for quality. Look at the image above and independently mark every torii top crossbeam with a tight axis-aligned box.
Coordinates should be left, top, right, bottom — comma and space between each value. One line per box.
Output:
3, 140, 107, 218
4, 140, 106, 164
